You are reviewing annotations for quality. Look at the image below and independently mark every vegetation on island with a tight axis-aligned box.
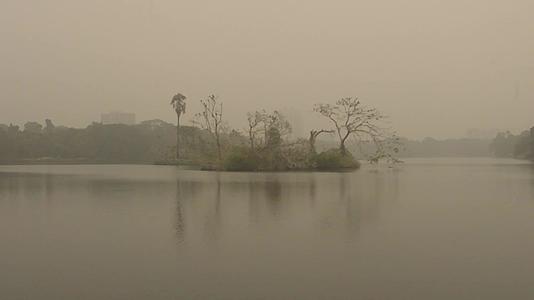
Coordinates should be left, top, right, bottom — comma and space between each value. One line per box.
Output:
164, 94, 401, 171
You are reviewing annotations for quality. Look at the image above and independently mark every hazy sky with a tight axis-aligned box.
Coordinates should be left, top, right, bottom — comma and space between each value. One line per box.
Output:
1, 0, 533, 138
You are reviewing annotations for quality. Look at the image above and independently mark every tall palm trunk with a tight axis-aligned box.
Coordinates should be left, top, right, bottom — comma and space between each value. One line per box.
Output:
176, 113, 181, 160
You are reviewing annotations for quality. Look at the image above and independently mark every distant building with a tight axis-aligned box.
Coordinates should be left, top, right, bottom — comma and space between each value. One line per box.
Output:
101, 112, 136, 125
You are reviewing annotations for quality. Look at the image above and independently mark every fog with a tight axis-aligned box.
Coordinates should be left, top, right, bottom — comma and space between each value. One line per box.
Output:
1, 0, 533, 139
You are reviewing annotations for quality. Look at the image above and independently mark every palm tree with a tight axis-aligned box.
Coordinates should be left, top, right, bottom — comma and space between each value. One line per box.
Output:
170, 93, 187, 160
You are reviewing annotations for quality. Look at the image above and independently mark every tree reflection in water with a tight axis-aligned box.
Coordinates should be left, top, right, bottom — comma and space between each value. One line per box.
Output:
172, 169, 401, 244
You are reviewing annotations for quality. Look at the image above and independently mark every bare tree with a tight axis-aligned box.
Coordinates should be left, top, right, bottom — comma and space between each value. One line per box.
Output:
195, 94, 224, 162
170, 93, 186, 160
262, 110, 292, 145
246, 110, 267, 151
246, 110, 292, 151
309, 129, 334, 154
314, 97, 394, 158
262, 110, 293, 145
351, 130, 403, 164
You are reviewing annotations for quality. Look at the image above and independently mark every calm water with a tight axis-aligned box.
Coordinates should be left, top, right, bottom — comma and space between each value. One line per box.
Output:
1, 158, 534, 300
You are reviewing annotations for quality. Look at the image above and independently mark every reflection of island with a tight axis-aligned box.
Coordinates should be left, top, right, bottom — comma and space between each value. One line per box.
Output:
0, 168, 401, 247
173, 170, 401, 244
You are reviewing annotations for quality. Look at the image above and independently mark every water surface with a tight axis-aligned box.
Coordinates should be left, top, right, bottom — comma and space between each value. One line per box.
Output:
1, 158, 534, 299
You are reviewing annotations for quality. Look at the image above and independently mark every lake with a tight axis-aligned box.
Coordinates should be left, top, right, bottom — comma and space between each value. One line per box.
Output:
1, 158, 533, 299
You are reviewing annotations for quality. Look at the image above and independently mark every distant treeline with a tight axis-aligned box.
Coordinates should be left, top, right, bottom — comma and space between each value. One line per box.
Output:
0, 119, 502, 164
397, 137, 493, 157
0, 119, 240, 163
490, 128, 534, 159
314, 136, 492, 158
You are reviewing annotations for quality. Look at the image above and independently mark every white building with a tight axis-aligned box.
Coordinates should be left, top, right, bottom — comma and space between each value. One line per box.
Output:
101, 112, 136, 125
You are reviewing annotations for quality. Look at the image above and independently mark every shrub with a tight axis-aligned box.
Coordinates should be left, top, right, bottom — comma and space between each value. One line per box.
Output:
313, 148, 360, 170
281, 139, 313, 170
223, 147, 260, 171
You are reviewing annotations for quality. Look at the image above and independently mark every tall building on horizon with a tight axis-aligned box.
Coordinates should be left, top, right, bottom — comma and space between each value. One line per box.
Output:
101, 112, 136, 125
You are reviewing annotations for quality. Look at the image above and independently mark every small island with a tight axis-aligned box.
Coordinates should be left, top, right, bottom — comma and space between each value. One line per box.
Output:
165, 93, 401, 172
